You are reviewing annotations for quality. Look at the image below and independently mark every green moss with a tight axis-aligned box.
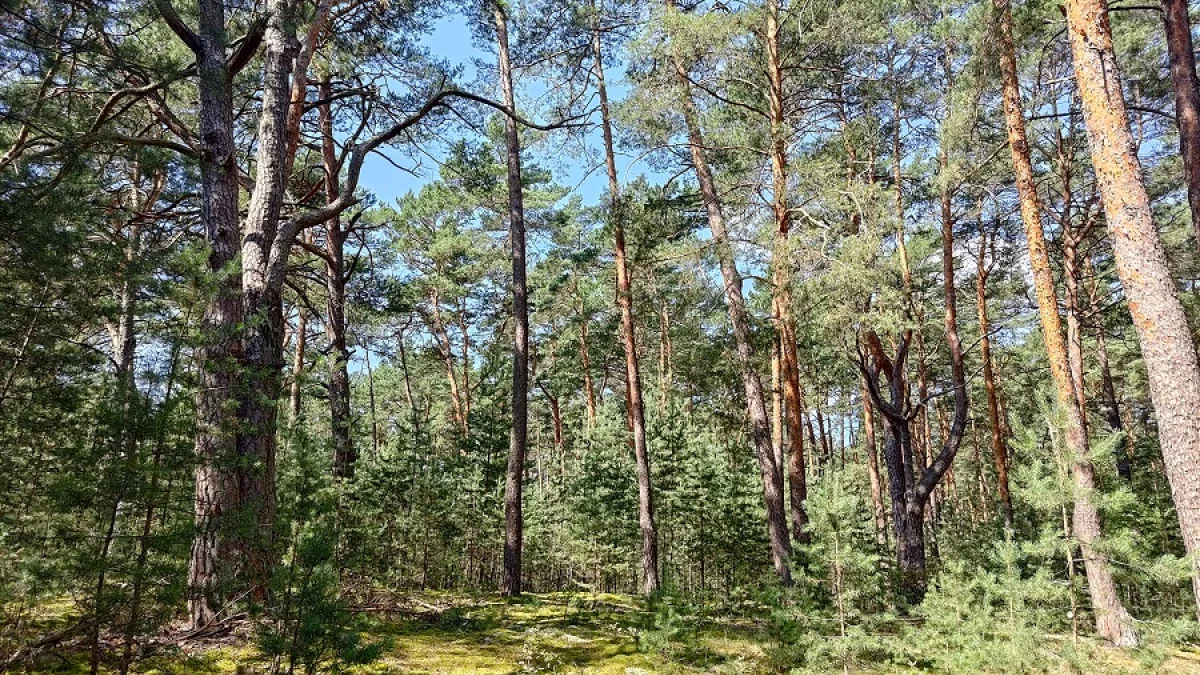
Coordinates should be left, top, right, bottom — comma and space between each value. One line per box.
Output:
25, 594, 1200, 673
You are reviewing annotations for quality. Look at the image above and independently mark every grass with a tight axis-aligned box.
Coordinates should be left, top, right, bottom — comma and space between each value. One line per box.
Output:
14, 592, 1200, 673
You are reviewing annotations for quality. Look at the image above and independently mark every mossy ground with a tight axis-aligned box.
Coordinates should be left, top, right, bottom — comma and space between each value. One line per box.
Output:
17, 593, 1200, 673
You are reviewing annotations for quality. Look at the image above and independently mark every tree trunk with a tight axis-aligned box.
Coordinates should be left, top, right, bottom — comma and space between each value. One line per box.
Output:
429, 286, 467, 432
667, 0, 791, 585
320, 77, 354, 479
1065, 0, 1200, 623
995, 0, 1139, 645
1161, 0, 1200, 246
975, 233, 1012, 527
160, 0, 244, 629
1094, 318, 1134, 481
594, 12, 660, 594
579, 301, 598, 431
289, 304, 307, 423
496, 3, 528, 597
765, 0, 809, 546
861, 379, 889, 547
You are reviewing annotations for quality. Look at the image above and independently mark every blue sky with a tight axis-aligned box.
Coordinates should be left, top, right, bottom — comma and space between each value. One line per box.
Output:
355, 11, 663, 209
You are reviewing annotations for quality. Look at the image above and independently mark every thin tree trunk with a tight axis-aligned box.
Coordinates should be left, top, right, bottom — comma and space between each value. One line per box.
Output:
666, 0, 791, 585
459, 304, 471, 433
1094, 313, 1134, 481
429, 287, 467, 432
765, 0, 809, 545
994, 0, 1139, 645
579, 301, 598, 431
594, 11, 660, 594
772, 338, 784, 472
320, 77, 354, 479
496, 2, 528, 597
289, 304, 307, 423
975, 232, 1012, 527
364, 346, 379, 459
861, 379, 889, 547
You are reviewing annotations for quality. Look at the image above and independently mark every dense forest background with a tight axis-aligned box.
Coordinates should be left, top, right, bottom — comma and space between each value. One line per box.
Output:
6, 0, 1200, 672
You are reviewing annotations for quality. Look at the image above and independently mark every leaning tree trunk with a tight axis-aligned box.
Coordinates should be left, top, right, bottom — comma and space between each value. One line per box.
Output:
593, 9, 660, 596
1065, 0, 1200, 623
495, 2, 529, 597
994, 0, 1139, 645
1161, 0, 1200, 247
666, 0, 792, 586
319, 78, 354, 479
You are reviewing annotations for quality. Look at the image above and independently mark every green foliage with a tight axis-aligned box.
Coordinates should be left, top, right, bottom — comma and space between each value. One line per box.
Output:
259, 431, 387, 674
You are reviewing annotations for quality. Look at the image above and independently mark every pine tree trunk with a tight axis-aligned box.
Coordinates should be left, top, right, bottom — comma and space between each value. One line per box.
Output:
579, 300, 598, 431
165, 0, 243, 629
994, 0, 1139, 645
1161, 0, 1200, 246
861, 379, 888, 547
667, 0, 791, 585
1094, 322, 1134, 481
429, 287, 467, 432
1065, 0, 1200, 622
765, 0, 808, 546
496, 3, 528, 597
975, 235, 1012, 527
320, 77, 354, 479
594, 13, 660, 594
289, 303, 307, 422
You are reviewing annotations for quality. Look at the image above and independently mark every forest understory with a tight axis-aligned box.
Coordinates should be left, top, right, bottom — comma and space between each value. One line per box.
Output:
12, 0, 1200, 672
15, 591, 1200, 674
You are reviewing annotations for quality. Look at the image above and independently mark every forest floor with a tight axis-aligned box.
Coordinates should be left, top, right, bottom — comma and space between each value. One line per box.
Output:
16, 591, 1200, 673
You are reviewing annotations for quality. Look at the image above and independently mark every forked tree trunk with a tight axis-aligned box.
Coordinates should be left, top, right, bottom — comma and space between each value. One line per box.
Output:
593, 7, 660, 595
994, 0, 1139, 645
235, 0, 300, 597
667, 0, 792, 585
1065, 0, 1200, 622
495, 2, 529, 597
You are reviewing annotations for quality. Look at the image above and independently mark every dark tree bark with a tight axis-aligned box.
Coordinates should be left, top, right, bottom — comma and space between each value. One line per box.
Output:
1088, 257, 1134, 482
1161, 0, 1200, 246
593, 7, 660, 595
858, 118, 969, 604
319, 77, 355, 479
666, 0, 792, 586
155, 0, 243, 629
495, 2, 529, 597
995, 0, 1139, 645
860, 379, 888, 547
